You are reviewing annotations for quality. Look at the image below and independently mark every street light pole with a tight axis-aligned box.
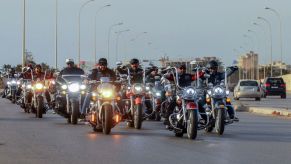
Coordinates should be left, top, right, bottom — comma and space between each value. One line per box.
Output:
55, 0, 58, 70
253, 23, 268, 80
265, 7, 283, 76
115, 29, 130, 63
107, 22, 123, 62
22, 0, 26, 67
78, 0, 94, 65
258, 16, 273, 77
94, 4, 111, 64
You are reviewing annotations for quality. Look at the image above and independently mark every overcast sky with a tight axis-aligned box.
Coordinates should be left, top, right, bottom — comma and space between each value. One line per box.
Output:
0, 0, 290, 68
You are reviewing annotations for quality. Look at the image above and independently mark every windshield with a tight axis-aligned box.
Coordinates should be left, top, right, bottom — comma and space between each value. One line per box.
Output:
58, 75, 83, 84
267, 78, 284, 84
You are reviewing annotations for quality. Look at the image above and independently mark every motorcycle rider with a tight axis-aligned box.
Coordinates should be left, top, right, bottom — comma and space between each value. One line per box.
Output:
117, 58, 143, 83
205, 60, 238, 120
81, 58, 116, 116
59, 59, 85, 76
32, 64, 52, 109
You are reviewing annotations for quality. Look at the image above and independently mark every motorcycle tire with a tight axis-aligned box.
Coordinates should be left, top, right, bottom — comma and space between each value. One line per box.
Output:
11, 90, 16, 104
71, 99, 79, 125
215, 108, 225, 135
102, 105, 113, 135
187, 110, 198, 140
134, 104, 143, 129
36, 96, 44, 118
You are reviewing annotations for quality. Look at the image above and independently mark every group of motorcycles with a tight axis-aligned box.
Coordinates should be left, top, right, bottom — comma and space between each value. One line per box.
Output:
1, 63, 238, 140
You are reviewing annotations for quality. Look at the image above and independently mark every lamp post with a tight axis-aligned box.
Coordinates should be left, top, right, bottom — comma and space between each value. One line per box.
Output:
265, 7, 283, 76
22, 0, 26, 67
115, 29, 130, 63
253, 23, 268, 79
55, 0, 58, 69
258, 16, 273, 77
107, 22, 123, 62
94, 4, 111, 64
78, 0, 95, 65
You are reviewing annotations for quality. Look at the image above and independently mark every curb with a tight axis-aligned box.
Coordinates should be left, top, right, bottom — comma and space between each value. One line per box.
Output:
234, 104, 291, 117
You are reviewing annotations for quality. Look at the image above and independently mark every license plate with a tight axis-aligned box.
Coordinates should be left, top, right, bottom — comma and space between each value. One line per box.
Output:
271, 86, 278, 88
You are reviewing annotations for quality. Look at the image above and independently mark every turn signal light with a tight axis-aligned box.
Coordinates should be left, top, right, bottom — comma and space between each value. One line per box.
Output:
206, 98, 211, 104
115, 115, 120, 123
226, 98, 231, 103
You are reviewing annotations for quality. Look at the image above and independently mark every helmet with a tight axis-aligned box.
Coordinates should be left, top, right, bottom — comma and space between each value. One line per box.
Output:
207, 60, 218, 69
66, 58, 74, 65
177, 64, 186, 70
98, 58, 107, 66
130, 58, 139, 64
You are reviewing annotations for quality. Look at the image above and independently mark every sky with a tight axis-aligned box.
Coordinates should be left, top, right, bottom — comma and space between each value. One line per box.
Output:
0, 0, 290, 68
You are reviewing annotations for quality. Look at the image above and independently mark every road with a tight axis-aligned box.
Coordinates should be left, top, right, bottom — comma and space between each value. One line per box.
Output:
1, 98, 291, 164
233, 92, 291, 109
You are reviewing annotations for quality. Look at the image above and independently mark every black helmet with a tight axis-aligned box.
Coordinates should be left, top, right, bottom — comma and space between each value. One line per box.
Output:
207, 60, 218, 69
98, 58, 107, 66
130, 58, 139, 64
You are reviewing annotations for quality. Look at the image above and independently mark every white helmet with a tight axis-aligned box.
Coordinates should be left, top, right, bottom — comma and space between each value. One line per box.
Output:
65, 58, 74, 64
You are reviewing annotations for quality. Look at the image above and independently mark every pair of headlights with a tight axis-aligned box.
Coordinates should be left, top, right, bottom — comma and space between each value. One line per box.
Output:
207, 86, 230, 96
92, 89, 114, 98
61, 83, 86, 93
7, 80, 20, 85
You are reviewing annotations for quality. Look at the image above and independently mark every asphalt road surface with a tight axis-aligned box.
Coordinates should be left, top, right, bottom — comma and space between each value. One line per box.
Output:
233, 92, 291, 109
1, 98, 291, 164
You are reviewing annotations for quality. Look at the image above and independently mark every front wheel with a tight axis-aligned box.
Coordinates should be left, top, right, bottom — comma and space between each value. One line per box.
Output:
36, 96, 44, 118
187, 110, 198, 139
102, 105, 113, 135
215, 108, 225, 135
11, 90, 16, 104
71, 100, 79, 125
134, 104, 143, 129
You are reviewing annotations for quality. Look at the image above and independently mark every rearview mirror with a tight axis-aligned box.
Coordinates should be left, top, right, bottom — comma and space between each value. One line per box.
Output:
116, 61, 122, 66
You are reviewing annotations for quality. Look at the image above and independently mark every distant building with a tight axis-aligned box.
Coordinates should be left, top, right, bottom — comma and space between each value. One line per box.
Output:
237, 51, 259, 80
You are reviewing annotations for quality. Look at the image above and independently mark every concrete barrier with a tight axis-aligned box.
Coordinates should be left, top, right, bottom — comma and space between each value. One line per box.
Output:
281, 74, 291, 91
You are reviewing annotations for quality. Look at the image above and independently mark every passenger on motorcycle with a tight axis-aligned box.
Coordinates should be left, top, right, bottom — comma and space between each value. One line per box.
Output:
81, 58, 116, 116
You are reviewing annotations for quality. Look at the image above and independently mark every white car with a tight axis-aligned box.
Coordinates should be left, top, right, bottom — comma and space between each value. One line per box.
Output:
234, 80, 262, 101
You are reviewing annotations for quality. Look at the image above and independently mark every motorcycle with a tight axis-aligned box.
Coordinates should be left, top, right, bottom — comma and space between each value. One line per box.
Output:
144, 75, 163, 121
54, 74, 86, 124
6, 77, 20, 103
87, 77, 121, 134
161, 67, 200, 139
118, 67, 146, 129
204, 67, 238, 135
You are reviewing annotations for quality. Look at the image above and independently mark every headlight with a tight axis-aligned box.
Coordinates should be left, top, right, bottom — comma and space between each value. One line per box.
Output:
26, 84, 32, 89
212, 86, 226, 97
183, 87, 197, 99
226, 90, 230, 96
92, 92, 97, 97
155, 92, 161, 97
17, 81, 21, 85
35, 83, 44, 90
68, 83, 80, 92
145, 86, 150, 91
61, 85, 68, 90
7, 81, 11, 85
135, 86, 142, 92
11, 80, 17, 84
101, 90, 113, 98
207, 90, 212, 95
80, 84, 86, 90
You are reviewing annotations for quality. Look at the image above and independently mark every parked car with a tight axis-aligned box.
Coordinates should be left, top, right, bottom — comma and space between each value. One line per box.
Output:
233, 80, 262, 101
261, 77, 286, 99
